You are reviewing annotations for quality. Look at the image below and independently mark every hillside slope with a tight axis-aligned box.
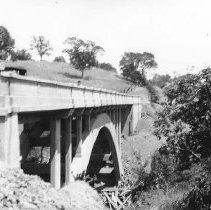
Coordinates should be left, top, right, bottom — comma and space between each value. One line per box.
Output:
0, 60, 133, 92
0, 60, 153, 102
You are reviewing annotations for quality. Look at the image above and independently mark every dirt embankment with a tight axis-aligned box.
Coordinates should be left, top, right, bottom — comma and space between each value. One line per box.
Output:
0, 168, 107, 210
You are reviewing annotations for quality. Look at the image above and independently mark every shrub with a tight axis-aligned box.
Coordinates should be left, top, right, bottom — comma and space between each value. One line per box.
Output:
150, 73, 171, 88
132, 152, 211, 209
97, 62, 116, 72
175, 159, 211, 209
53, 56, 66, 63
11, 49, 31, 61
154, 68, 211, 169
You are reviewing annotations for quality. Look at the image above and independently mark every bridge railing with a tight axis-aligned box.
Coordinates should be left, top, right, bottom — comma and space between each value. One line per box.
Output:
0, 73, 143, 115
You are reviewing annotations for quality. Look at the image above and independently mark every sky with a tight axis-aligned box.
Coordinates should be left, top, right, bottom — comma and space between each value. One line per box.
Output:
1, 0, 211, 77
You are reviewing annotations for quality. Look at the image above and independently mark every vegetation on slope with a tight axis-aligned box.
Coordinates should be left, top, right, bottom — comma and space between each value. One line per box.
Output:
127, 68, 211, 209
119, 88, 164, 209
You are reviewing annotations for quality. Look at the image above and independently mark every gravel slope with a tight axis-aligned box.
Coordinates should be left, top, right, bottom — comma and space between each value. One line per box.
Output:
0, 168, 107, 210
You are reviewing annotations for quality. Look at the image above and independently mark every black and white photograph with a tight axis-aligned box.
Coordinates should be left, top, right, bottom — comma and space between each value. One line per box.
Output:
0, 0, 211, 209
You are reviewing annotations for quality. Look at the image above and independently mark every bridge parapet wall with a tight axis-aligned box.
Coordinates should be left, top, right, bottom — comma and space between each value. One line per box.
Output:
0, 73, 142, 115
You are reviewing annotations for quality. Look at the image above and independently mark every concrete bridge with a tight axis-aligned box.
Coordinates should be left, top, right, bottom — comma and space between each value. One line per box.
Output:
0, 71, 142, 189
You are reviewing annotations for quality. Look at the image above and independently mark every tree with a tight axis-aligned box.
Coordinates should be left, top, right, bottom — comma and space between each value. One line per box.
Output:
63, 37, 104, 78
120, 52, 157, 85
150, 73, 171, 88
30, 36, 52, 60
138, 52, 158, 77
154, 68, 211, 169
53, 56, 66, 63
98, 62, 116, 72
11, 49, 32, 61
0, 26, 15, 60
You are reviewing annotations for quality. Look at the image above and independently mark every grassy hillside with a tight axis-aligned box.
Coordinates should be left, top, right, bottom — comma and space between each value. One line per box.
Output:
0, 60, 131, 92
0, 60, 153, 102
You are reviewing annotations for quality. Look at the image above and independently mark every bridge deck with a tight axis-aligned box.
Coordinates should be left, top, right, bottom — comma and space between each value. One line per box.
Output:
0, 72, 142, 116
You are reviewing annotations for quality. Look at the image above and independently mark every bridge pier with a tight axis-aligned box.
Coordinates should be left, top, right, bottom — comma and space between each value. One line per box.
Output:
76, 115, 82, 157
65, 115, 74, 184
0, 113, 20, 168
83, 108, 93, 133
50, 119, 61, 189
118, 109, 121, 147
115, 108, 118, 137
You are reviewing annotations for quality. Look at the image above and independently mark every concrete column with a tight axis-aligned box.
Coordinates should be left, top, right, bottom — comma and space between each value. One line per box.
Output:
0, 116, 9, 166
132, 104, 139, 133
118, 109, 122, 147
84, 114, 91, 132
109, 110, 112, 119
115, 109, 119, 137
111, 109, 115, 125
50, 119, 61, 189
0, 114, 20, 168
76, 115, 82, 156
8, 113, 20, 167
121, 105, 133, 137
139, 104, 142, 120
20, 124, 30, 163
65, 116, 74, 184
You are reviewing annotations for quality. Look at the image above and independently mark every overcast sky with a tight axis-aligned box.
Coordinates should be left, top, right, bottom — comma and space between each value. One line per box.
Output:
1, 0, 211, 76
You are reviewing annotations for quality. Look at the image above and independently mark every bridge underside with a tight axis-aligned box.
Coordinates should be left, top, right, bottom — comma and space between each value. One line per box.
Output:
8, 106, 136, 188
83, 127, 118, 188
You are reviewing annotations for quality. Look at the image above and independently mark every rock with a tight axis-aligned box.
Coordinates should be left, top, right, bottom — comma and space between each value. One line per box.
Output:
0, 168, 106, 210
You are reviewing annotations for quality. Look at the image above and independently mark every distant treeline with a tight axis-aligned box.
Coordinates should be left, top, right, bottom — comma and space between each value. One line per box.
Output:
96, 62, 117, 72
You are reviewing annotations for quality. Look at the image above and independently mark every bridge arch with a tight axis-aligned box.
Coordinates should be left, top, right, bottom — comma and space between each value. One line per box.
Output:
70, 113, 122, 184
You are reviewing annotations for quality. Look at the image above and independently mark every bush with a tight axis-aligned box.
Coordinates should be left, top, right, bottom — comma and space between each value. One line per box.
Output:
150, 73, 171, 88
154, 68, 211, 169
132, 152, 211, 209
176, 159, 211, 209
53, 56, 66, 63
97, 62, 116, 72
11, 49, 31, 61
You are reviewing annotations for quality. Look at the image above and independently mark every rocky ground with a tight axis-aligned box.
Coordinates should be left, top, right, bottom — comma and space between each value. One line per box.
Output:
0, 168, 106, 210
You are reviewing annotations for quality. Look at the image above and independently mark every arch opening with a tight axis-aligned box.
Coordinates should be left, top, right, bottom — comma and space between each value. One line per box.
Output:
86, 127, 118, 189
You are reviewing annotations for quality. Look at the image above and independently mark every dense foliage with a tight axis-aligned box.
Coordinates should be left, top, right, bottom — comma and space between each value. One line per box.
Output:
120, 52, 157, 85
11, 49, 32, 61
30, 36, 53, 61
97, 62, 116, 72
154, 68, 211, 168
150, 73, 171, 88
53, 56, 66, 63
178, 159, 211, 209
0, 26, 15, 60
63, 37, 104, 78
